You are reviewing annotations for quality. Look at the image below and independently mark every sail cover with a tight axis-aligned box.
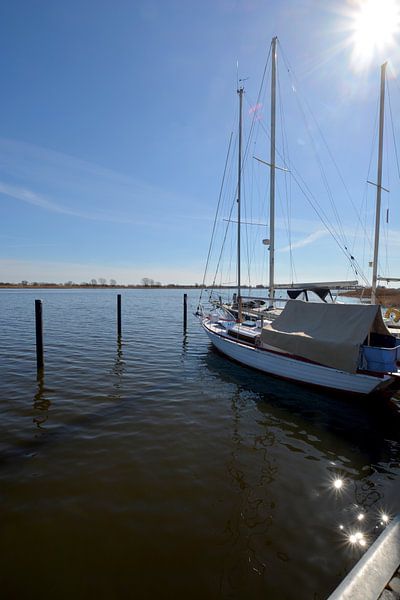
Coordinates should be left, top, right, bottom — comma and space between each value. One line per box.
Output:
260, 300, 390, 373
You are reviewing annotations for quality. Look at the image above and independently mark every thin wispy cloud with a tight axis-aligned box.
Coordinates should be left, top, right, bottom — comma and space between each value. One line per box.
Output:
0, 181, 156, 226
0, 181, 78, 216
278, 229, 329, 253
0, 137, 208, 227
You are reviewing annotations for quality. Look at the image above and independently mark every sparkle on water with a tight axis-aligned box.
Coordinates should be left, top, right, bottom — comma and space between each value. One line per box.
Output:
379, 512, 391, 526
348, 531, 367, 547
333, 477, 344, 490
359, 538, 367, 547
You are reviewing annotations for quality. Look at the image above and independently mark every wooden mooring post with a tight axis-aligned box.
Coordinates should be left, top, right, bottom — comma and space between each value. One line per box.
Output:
117, 294, 122, 337
183, 293, 188, 331
35, 299, 44, 372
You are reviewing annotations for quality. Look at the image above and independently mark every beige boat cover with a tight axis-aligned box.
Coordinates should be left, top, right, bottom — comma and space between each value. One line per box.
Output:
260, 300, 391, 373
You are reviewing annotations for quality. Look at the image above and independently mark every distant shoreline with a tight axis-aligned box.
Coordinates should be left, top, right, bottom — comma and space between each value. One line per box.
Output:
340, 287, 400, 307
1, 284, 399, 307
0, 283, 235, 290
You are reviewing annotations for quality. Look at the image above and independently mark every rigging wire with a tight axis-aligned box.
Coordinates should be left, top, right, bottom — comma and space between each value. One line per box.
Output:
247, 133, 269, 287
253, 107, 369, 284
345, 89, 379, 283
385, 74, 400, 280
200, 37, 384, 305
239, 50, 273, 291
240, 47, 272, 181
383, 79, 390, 278
242, 157, 252, 290
363, 95, 380, 269
278, 42, 371, 284
278, 45, 349, 251
387, 69, 400, 180
276, 61, 296, 283
278, 44, 370, 282
198, 131, 233, 308
206, 96, 241, 297
208, 44, 273, 298
239, 110, 252, 291
387, 65, 400, 180
211, 195, 237, 291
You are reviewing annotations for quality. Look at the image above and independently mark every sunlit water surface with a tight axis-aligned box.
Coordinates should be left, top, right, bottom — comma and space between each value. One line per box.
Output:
1, 288, 400, 599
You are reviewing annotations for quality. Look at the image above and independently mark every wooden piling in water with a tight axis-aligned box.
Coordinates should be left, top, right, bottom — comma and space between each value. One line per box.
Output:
35, 299, 44, 372
183, 293, 188, 331
117, 294, 122, 337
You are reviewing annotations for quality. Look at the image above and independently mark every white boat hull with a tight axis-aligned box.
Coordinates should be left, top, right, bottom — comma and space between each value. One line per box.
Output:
202, 320, 394, 395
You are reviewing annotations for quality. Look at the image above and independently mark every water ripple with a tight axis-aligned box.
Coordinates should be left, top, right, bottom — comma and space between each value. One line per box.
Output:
1, 288, 400, 599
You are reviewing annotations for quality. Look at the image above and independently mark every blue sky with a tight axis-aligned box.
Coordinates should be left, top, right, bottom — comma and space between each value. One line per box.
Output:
0, 0, 399, 285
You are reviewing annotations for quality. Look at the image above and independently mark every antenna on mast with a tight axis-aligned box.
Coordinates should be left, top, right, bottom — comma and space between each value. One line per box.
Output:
236, 60, 249, 88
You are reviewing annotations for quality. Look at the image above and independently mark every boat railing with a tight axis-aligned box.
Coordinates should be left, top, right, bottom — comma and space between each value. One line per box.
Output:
236, 295, 287, 303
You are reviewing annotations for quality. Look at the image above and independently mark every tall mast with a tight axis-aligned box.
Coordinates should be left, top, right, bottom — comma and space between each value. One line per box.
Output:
237, 85, 244, 304
371, 61, 387, 305
269, 36, 277, 308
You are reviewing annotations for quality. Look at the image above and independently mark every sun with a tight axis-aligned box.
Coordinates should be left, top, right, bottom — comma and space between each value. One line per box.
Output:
350, 0, 400, 67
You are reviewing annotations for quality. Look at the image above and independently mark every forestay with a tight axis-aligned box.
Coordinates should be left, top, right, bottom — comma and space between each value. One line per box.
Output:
260, 300, 391, 373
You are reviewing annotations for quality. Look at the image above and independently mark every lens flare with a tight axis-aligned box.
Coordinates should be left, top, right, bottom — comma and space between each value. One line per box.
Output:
381, 513, 390, 524
348, 531, 367, 547
333, 477, 344, 490
350, 0, 400, 68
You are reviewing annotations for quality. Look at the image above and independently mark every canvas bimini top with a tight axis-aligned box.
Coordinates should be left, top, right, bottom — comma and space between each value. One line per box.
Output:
260, 300, 392, 373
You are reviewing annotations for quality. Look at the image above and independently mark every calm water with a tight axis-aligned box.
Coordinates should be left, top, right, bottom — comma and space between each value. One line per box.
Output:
1, 288, 400, 599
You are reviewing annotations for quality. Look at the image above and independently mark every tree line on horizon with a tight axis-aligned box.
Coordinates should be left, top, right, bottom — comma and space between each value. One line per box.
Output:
0, 278, 270, 289
0, 278, 218, 288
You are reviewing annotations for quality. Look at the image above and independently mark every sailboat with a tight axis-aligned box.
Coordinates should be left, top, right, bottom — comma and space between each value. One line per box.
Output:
198, 38, 400, 395
368, 62, 400, 335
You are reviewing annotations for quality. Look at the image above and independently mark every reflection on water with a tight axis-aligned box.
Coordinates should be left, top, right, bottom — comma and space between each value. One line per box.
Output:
110, 337, 125, 400
181, 332, 188, 361
112, 337, 124, 377
219, 389, 277, 596
33, 373, 51, 429
204, 346, 400, 471
0, 288, 399, 600
203, 345, 400, 593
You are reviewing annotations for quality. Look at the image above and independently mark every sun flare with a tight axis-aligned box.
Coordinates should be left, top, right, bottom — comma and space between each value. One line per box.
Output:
350, 0, 400, 67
